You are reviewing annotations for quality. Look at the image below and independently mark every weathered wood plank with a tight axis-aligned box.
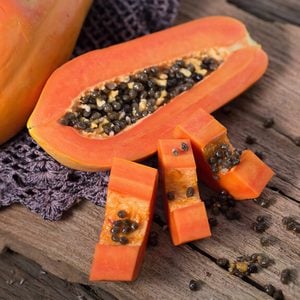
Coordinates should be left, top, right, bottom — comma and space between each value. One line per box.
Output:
227, 0, 300, 26
0, 250, 114, 300
0, 203, 269, 300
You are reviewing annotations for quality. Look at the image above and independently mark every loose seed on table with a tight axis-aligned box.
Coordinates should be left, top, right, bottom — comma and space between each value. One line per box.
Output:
280, 268, 292, 284
282, 216, 300, 233
263, 117, 274, 128
253, 197, 272, 208
257, 254, 272, 268
252, 221, 269, 233
264, 284, 276, 296
189, 280, 200, 291
245, 135, 257, 145
260, 235, 277, 247
247, 263, 258, 274
208, 217, 218, 227
216, 258, 229, 269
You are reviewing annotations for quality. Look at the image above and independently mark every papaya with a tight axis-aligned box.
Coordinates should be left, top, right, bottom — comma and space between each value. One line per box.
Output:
27, 16, 268, 171
0, 0, 92, 144
157, 139, 211, 245
173, 107, 274, 200
90, 158, 158, 281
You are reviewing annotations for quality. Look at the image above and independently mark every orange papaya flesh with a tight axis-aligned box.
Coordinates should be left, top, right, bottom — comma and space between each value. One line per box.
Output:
157, 139, 211, 245
27, 16, 268, 171
0, 0, 92, 145
173, 108, 274, 200
90, 158, 158, 281
171, 202, 211, 246
90, 244, 144, 282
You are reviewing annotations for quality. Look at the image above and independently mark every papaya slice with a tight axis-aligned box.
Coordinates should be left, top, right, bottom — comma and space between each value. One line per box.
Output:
173, 107, 274, 200
157, 139, 211, 245
90, 158, 158, 281
0, 0, 92, 144
27, 16, 268, 171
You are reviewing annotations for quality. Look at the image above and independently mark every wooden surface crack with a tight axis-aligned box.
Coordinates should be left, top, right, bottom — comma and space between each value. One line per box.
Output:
79, 284, 118, 300
267, 184, 300, 204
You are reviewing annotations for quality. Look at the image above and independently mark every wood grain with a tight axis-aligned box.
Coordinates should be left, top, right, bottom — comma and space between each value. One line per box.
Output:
0, 250, 98, 300
1, 0, 300, 299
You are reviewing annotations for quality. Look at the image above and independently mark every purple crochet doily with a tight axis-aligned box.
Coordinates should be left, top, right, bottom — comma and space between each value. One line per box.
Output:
0, 130, 109, 221
0, 0, 179, 220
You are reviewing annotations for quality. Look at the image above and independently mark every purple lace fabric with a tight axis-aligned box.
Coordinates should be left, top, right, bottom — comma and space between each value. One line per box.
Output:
74, 0, 180, 55
0, 0, 179, 220
0, 130, 109, 220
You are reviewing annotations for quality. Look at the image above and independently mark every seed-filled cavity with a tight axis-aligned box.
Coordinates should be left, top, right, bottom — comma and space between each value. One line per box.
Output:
59, 50, 225, 137
207, 143, 242, 175
110, 211, 139, 245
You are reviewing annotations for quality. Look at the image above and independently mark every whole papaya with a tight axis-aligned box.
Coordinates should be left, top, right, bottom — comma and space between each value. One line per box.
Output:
0, 0, 92, 144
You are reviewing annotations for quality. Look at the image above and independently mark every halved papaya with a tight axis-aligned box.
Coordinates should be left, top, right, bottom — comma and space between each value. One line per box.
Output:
90, 158, 158, 281
27, 16, 268, 171
0, 0, 92, 145
157, 139, 211, 245
173, 107, 274, 200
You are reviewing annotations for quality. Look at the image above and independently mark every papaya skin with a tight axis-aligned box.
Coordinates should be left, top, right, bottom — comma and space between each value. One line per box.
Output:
0, 0, 92, 144
27, 16, 268, 171
90, 158, 158, 281
173, 108, 274, 200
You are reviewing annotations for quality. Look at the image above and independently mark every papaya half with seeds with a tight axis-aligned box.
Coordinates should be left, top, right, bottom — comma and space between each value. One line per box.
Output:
0, 0, 92, 145
28, 16, 268, 171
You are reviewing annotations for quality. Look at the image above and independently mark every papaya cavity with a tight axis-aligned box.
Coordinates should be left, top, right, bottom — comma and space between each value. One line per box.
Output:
59, 48, 226, 137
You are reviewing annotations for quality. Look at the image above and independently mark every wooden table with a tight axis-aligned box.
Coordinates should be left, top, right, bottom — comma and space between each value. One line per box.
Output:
1, 0, 299, 299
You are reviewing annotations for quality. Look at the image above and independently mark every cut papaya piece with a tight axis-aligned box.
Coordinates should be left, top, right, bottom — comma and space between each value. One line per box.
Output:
0, 0, 92, 144
157, 139, 211, 245
90, 158, 158, 281
173, 108, 274, 200
27, 16, 268, 171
